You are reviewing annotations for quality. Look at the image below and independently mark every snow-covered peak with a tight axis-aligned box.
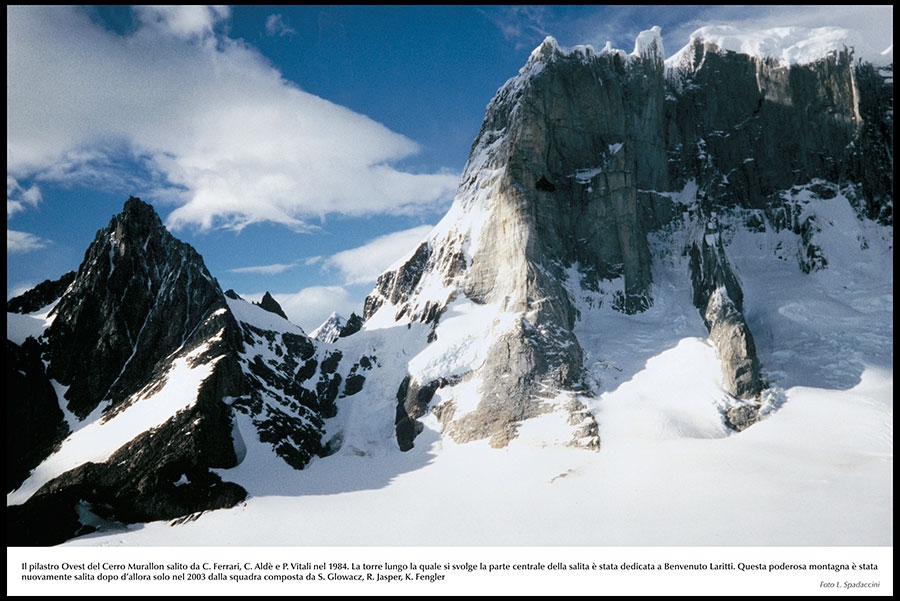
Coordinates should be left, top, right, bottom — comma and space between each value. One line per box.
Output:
528, 35, 560, 63
310, 311, 346, 343
632, 25, 665, 61
667, 25, 859, 68
226, 295, 304, 336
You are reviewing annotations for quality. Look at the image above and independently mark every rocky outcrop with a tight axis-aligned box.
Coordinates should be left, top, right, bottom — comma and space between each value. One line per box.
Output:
367, 35, 671, 449
688, 215, 764, 430
394, 376, 443, 451
460, 35, 665, 318
689, 217, 763, 398
233, 323, 332, 468
8, 351, 248, 546
7, 196, 253, 545
256, 291, 289, 320
6, 338, 68, 492
338, 313, 364, 338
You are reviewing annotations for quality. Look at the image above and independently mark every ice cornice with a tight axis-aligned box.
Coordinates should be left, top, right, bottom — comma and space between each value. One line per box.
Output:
664, 25, 871, 70
632, 25, 665, 63
527, 36, 561, 65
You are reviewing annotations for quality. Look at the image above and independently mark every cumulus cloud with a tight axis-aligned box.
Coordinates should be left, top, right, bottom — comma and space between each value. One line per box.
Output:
324, 225, 434, 285
6, 6, 458, 232
132, 5, 230, 40
8, 230, 49, 253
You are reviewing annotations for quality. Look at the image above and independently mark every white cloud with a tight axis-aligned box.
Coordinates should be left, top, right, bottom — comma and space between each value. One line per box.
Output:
270, 286, 359, 333
132, 5, 230, 40
7, 178, 43, 218
324, 225, 433, 285
227, 262, 298, 275
6, 6, 458, 234
265, 14, 296, 37
7, 230, 49, 253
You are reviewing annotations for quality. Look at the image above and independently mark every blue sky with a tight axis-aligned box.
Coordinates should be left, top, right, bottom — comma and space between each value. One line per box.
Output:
6, 5, 893, 331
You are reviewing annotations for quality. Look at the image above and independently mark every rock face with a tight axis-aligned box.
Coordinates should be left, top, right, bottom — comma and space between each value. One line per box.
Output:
43, 197, 241, 419
365, 29, 890, 447
6, 338, 68, 493
688, 220, 763, 403
365, 35, 676, 448
256, 291, 289, 320
666, 39, 861, 208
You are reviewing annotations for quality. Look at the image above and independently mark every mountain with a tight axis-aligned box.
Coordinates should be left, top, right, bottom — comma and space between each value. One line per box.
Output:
362, 27, 891, 446
5, 199, 375, 545
6, 26, 892, 548
310, 312, 346, 343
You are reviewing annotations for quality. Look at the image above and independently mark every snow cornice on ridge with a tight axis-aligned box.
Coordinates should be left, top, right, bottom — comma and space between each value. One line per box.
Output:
664, 25, 883, 71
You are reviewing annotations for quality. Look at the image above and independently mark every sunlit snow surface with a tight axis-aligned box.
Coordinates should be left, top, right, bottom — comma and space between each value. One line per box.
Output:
56, 187, 891, 547
666, 25, 893, 67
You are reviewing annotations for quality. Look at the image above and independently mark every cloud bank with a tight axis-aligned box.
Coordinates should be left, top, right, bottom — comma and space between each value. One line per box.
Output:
6, 6, 458, 234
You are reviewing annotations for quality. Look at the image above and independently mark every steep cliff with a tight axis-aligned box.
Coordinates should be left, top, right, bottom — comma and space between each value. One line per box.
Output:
363, 27, 887, 449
